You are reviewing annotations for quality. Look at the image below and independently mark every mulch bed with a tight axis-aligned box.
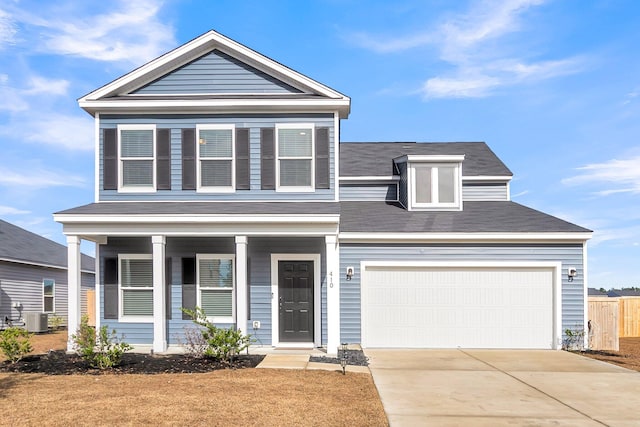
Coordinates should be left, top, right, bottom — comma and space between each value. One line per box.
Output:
309, 349, 369, 366
0, 351, 264, 375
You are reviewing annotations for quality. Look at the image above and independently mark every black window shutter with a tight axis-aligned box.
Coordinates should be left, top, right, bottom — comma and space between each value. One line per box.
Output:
165, 257, 172, 320
181, 257, 196, 319
103, 257, 118, 319
236, 128, 250, 190
157, 129, 171, 190
182, 129, 196, 190
260, 128, 275, 190
315, 127, 330, 189
103, 129, 117, 190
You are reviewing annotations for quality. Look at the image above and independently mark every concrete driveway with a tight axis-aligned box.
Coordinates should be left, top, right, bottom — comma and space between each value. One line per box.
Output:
366, 349, 640, 426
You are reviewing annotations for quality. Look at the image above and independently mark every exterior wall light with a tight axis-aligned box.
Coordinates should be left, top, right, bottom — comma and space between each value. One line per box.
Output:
346, 266, 354, 281
568, 267, 577, 282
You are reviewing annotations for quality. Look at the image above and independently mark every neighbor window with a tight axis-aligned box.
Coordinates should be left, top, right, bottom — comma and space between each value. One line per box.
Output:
119, 125, 156, 191
276, 124, 314, 190
410, 158, 462, 210
197, 254, 234, 322
197, 125, 235, 191
43, 279, 55, 313
119, 254, 153, 320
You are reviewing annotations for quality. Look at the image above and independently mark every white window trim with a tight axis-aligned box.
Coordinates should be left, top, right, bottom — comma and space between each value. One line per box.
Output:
275, 123, 315, 192
196, 124, 236, 193
118, 254, 153, 323
409, 162, 462, 211
196, 254, 235, 323
118, 124, 157, 193
42, 278, 55, 313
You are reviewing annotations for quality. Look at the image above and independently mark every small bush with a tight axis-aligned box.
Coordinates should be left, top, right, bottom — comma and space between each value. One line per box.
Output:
0, 327, 33, 363
180, 326, 208, 358
72, 315, 132, 369
48, 314, 65, 331
182, 307, 251, 363
562, 327, 586, 351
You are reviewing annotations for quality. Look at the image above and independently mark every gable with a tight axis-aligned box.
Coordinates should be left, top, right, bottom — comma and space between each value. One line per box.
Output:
133, 50, 303, 95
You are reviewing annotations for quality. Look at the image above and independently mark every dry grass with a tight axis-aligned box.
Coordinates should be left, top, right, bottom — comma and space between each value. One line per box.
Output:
0, 331, 388, 426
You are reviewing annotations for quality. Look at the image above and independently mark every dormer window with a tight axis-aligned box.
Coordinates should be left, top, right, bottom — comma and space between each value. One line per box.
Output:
406, 155, 464, 211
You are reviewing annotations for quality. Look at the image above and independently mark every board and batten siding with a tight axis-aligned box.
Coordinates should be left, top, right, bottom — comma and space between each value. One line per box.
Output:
339, 243, 585, 344
0, 261, 94, 326
462, 183, 509, 201
99, 114, 335, 201
133, 50, 302, 95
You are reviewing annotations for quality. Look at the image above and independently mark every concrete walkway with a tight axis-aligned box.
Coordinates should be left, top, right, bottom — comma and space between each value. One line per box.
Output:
366, 349, 640, 426
256, 353, 370, 373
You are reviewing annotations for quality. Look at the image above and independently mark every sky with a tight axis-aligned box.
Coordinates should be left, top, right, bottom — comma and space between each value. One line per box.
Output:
0, 0, 639, 288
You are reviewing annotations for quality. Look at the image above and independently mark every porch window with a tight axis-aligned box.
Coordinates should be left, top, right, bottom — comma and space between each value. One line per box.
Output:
197, 125, 235, 192
119, 254, 153, 320
276, 124, 314, 191
197, 254, 234, 322
43, 279, 55, 313
118, 125, 156, 192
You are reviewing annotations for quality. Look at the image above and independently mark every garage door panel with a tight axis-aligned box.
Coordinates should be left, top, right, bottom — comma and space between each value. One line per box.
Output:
363, 266, 554, 349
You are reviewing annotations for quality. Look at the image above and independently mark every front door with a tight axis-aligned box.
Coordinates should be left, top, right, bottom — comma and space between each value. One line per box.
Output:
278, 260, 314, 342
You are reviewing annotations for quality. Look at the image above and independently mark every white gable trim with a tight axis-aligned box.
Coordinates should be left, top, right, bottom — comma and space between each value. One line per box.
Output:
79, 30, 349, 104
339, 232, 593, 243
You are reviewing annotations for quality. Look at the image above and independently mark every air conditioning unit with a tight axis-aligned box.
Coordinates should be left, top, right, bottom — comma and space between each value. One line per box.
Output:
24, 312, 48, 333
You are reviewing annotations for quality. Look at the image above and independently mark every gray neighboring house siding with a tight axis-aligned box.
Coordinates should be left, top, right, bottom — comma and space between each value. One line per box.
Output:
0, 220, 95, 327
462, 183, 509, 201
339, 243, 585, 344
99, 114, 335, 202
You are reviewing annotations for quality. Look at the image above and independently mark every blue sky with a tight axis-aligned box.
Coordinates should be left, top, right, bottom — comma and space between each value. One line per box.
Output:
0, 0, 639, 287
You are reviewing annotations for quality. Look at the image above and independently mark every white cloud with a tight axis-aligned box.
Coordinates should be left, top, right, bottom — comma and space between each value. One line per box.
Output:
0, 166, 86, 189
21, 113, 94, 151
23, 76, 69, 96
0, 8, 17, 47
0, 205, 30, 215
10, 0, 176, 65
562, 156, 640, 195
348, 0, 583, 99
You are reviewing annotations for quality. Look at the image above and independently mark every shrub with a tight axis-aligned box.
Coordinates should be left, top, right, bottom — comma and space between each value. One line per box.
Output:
72, 315, 132, 369
48, 314, 65, 331
182, 307, 251, 363
562, 327, 586, 351
0, 327, 33, 363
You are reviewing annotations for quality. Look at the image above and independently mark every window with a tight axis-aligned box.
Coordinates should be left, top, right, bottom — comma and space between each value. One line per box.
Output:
119, 254, 153, 321
119, 125, 156, 192
43, 279, 55, 313
276, 124, 314, 191
197, 125, 235, 191
409, 156, 463, 210
197, 254, 234, 322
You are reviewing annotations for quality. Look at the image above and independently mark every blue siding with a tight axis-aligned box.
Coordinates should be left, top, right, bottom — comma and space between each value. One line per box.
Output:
339, 243, 585, 344
339, 183, 398, 201
134, 50, 302, 95
99, 114, 335, 201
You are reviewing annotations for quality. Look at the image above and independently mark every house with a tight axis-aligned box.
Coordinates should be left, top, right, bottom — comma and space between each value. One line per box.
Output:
607, 288, 640, 297
0, 219, 94, 329
54, 30, 592, 354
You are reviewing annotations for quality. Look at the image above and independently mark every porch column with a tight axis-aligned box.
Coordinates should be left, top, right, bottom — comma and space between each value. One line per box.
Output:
235, 236, 248, 334
66, 235, 82, 352
325, 235, 340, 356
152, 235, 167, 353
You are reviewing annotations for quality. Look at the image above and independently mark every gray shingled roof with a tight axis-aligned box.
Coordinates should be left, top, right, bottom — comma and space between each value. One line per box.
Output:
56, 202, 341, 216
339, 201, 591, 233
340, 142, 512, 177
0, 220, 94, 271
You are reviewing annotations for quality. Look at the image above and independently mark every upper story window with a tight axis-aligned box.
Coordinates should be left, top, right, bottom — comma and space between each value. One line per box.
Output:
407, 155, 464, 211
276, 124, 315, 191
197, 125, 235, 192
43, 279, 55, 313
118, 125, 156, 192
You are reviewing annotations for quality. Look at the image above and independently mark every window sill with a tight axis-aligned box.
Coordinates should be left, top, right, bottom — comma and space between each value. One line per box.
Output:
197, 187, 235, 193
118, 316, 154, 323
276, 186, 315, 193
206, 316, 234, 324
118, 187, 157, 194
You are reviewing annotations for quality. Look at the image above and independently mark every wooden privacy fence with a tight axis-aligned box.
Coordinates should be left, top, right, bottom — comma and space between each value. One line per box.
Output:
86, 289, 96, 327
588, 297, 619, 351
588, 296, 640, 351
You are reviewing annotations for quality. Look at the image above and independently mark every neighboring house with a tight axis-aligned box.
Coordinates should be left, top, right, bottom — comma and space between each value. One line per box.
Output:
54, 30, 592, 354
588, 288, 609, 297
607, 288, 640, 297
0, 219, 94, 328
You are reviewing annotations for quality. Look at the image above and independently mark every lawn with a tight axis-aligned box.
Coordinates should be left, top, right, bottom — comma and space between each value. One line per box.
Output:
0, 331, 388, 426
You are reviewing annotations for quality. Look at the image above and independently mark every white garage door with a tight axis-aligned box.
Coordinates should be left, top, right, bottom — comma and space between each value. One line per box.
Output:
362, 265, 556, 349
